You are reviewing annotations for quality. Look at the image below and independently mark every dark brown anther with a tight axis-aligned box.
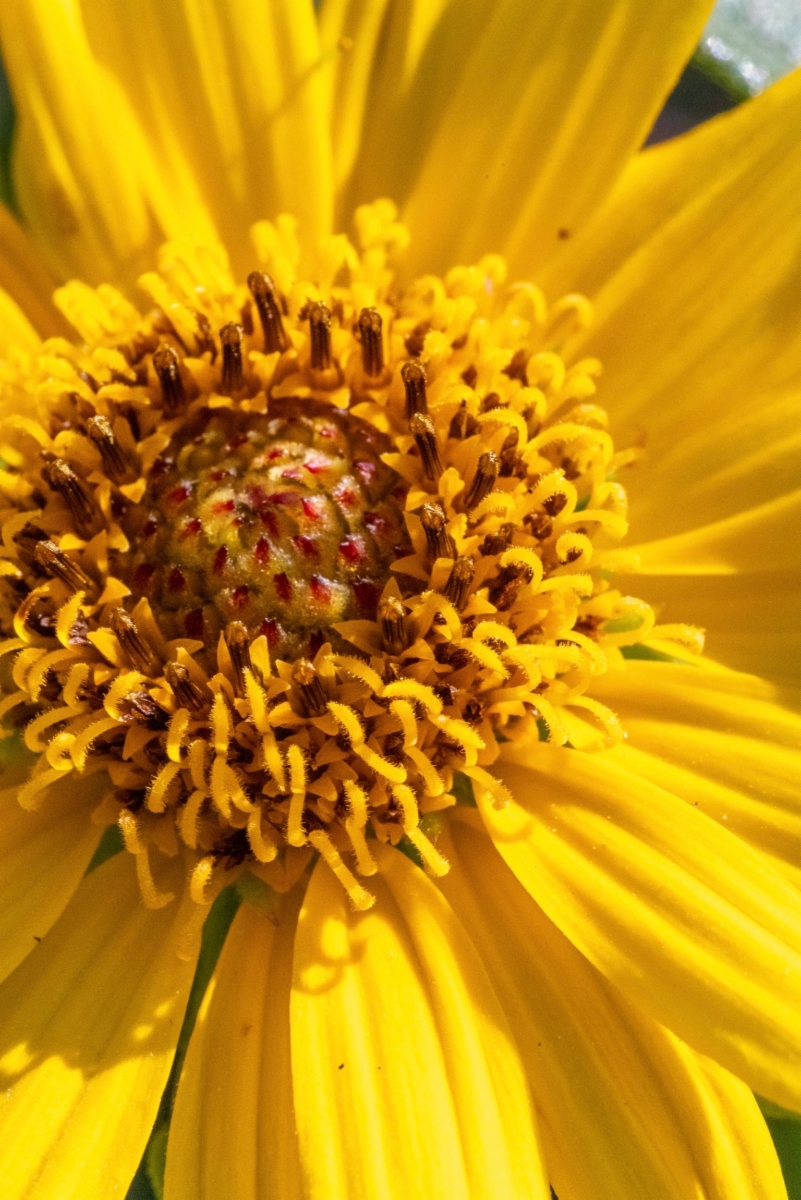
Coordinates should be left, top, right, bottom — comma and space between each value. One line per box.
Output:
292, 658, 327, 717
308, 302, 332, 371
463, 451, 499, 513
480, 522, 515, 556
401, 359, 427, 419
448, 400, 480, 440
358, 308, 384, 377
248, 271, 288, 353
165, 661, 206, 712
153, 345, 186, 416
410, 413, 442, 481
86, 415, 129, 482
378, 596, 406, 655
225, 621, 251, 693
488, 561, 533, 610
443, 556, 475, 612
499, 429, 521, 476
420, 503, 454, 562
220, 323, 245, 395
33, 540, 93, 593
41, 458, 95, 536
110, 607, 158, 674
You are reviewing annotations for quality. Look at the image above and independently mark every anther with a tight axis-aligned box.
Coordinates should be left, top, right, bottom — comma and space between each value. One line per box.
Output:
153, 345, 186, 416
86, 415, 129, 482
488, 561, 533, 609
220, 323, 245, 395
247, 271, 288, 353
292, 659, 328, 717
443, 556, 475, 612
308, 302, 332, 371
33, 540, 93, 593
224, 621, 251, 693
499, 429, 521, 476
410, 413, 442, 481
358, 308, 384, 377
379, 596, 406, 655
110, 607, 158, 674
41, 458, 95, 536
463, 451, 499, 512
420, 503, 454, 561
480, 522, 515, 556
401, 360, 427, 418
448, 401, 479, 440
165, 661, 206, 713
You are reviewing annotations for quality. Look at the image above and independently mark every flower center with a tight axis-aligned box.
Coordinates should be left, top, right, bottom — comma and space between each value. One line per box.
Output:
0, 201, 699, 925
124, 402, 409, 663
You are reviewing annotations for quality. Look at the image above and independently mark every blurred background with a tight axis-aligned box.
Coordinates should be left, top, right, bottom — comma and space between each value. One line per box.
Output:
0, 1, 799, 1197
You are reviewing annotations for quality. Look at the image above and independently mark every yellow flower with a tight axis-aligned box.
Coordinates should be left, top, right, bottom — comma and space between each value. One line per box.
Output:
0, 2, 799, 1199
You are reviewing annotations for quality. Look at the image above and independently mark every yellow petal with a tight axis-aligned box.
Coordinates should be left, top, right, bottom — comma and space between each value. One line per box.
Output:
0, 770, 104, 985
164, 891, 303, 1200
479, 740, 801, 1110
622, 568, 801, 683
592, 659, 801, 883
439, 812, 786, 1200
630, 488, 801, 575
548, 68, 801, 541
340, 0, 712, 277
0, 205, 67, 343
0, 0, 216, 285
0, 852, 197, 1200
291, 847, 549, 1200
82, 0, 333, 275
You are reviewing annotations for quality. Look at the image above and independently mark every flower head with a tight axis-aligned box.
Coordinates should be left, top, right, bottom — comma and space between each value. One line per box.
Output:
0, 3, 799, 1200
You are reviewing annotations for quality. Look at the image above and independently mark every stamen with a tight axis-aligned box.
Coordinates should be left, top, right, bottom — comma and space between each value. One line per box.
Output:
379, 596, 406, 655
307, 827, 375, 910
33, 540, 93, 593
292, 658, 327, 717
358, 307, 384, 377
166, 661, 206, 712
308, 302, 332, 371
247, 271, 288, 353
41, 458, 94, 535
410, 413, 442, 480
110, 607, 158, 673
220, 323, 244, 395
401, 360, 427, 418
480, 522, 514, 556
448, 401, 478, 440
463, 451, 499, 513
153, 345, 186, 416
86, 415, 129, 481
421, 503, 454, 561
443, 557, 475, 611
487, 561, 532, 609
224, 621, 251, 693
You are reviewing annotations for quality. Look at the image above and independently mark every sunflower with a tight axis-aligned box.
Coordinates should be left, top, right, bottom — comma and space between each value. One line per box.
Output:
0, 2, 799, 1198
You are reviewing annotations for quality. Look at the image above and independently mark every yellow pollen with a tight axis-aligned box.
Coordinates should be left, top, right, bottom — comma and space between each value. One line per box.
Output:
0, 199, 703, 919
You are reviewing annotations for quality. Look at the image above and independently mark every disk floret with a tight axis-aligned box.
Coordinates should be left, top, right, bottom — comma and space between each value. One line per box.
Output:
0, 201, 701, 915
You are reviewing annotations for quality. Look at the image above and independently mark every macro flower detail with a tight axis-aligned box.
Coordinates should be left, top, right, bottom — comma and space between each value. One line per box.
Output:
0, 3, 799, 1200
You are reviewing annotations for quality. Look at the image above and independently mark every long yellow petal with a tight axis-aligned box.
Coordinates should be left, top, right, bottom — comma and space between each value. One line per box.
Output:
0, 770, 104, 985
82, 0, 333, 275
164, 892, 303, 1200
291, 848, 549, 1200
479, 740, 801, 1111
0, 0, 216, 286
0, 852, 197, 1200
546, 68, 801, 543
0, 205, 67, 342
440, 812, 786, 1200
622, 568, 801, 684
338, 0, 712, 277
592, 659, 801, 883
